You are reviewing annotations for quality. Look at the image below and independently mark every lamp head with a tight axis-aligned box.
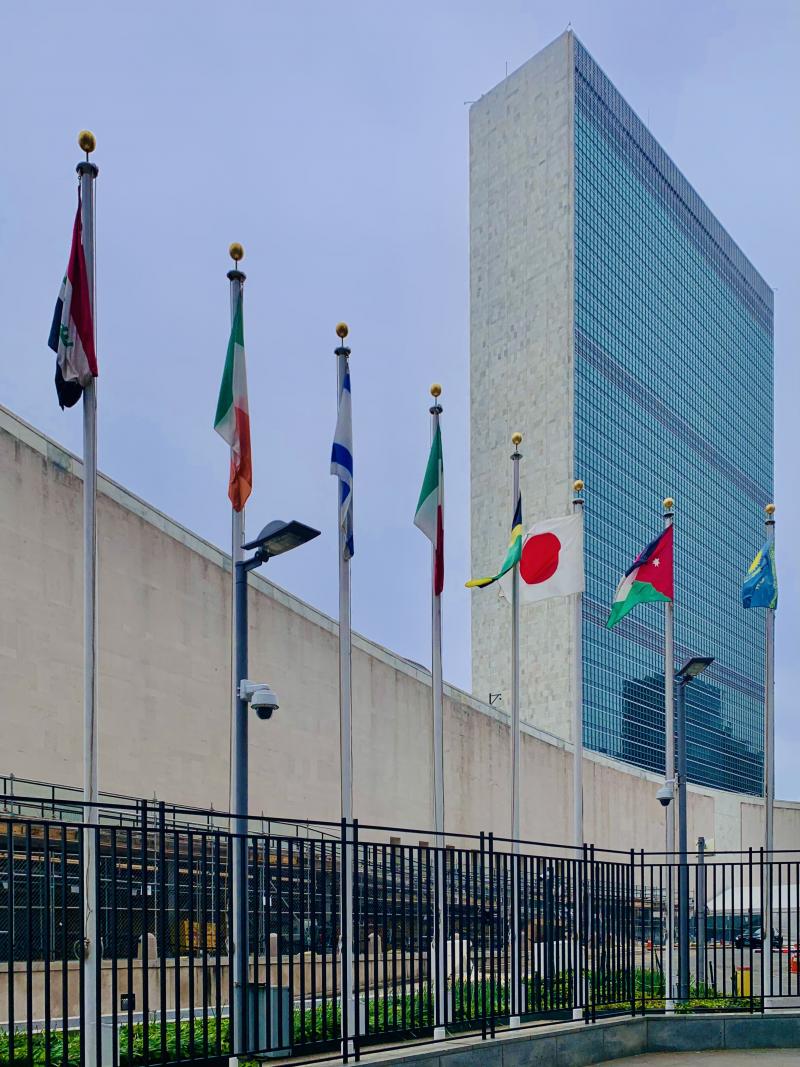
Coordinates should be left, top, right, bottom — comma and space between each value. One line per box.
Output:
243, 519, 321, 559
677, 656, 714, 682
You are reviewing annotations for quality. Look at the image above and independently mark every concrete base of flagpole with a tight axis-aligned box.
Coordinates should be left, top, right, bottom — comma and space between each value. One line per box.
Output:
434, 1026, 447, 1041
665, 998, 676, 1014
509, 1015, 521, 1029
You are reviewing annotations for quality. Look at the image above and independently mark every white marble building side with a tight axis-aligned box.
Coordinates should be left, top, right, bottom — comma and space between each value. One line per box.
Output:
469, 32, 577, 741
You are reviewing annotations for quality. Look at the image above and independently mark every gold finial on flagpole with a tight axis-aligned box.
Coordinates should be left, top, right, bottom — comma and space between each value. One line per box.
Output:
78, 130, 96, 156
573, 479, 584, 494
765, 503, 776, 516
336, 322, 349, 339
229, 242, 244, 263
430, 383, 442, 398
511, 432, 523, 446
663, 497, 675, 512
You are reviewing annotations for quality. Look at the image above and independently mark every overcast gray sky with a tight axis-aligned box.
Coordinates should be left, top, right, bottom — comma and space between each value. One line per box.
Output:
1, 1, 797, 797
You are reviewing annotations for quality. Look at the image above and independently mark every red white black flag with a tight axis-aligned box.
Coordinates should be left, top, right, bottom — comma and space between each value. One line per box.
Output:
48, 193, 97, 408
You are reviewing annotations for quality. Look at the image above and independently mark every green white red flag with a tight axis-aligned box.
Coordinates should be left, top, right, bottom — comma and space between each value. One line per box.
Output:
214, 292, 252, 512
414, 424, 444, 594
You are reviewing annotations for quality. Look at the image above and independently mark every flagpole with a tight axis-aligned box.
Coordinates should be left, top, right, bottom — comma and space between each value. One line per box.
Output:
428, 385, 448, 1040
335, 323, 356, 1057
572, 480, 585, 848
663, 496, 676, 1012
227, 244, 247, 1057
509, 431, 522, 1028
571, 479, 585, 1021
764, 501, 776, 995
76, 130, 100, 1067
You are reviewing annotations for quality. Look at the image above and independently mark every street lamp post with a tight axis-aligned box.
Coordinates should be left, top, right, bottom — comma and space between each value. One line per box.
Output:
230, 519, 320, 1055
675, 655, 714, 1003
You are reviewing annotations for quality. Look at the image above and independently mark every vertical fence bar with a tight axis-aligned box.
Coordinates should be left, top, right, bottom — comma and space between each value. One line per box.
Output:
748, 848, 754, 1012
158, 805, 167, 1063
590, 844, 597, 1023
629, 849, 635, 1015
25, 824, 33, 1066
78, 827, 86, 1067
126, 828, 134, 1067
188, 831, 196, 1061
93, 824, 101, 1067
6, 822, 14, 1066
340, 820, 350, 1063
62, 830, 69, 1067
141, 801, 150, 1067
109, 828, 117, 1067
174, 826, 183, 1066
213, 830, 223, 1060
43, 827, 52, 1067
489, 833, 496, 1037
353, 820, 360, 1060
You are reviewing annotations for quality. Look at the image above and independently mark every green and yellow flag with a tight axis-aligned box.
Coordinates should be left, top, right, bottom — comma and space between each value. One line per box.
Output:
466, 493, 522, 589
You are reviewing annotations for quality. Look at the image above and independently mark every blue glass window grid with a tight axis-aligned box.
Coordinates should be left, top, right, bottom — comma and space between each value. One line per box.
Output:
572, 39, 773, 795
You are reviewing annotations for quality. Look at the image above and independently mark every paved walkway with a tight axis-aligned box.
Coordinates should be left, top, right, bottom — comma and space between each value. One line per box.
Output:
605, 1052, 800, 1065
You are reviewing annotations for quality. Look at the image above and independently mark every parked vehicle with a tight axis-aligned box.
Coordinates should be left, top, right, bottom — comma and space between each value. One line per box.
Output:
734, 926, 783, 949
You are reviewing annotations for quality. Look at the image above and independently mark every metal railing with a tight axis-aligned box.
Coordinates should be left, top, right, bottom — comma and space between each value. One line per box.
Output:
2, 807, 799, 1066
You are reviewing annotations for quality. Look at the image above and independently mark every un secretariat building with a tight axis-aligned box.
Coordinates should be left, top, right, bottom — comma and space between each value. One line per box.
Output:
470, 32, 773, 796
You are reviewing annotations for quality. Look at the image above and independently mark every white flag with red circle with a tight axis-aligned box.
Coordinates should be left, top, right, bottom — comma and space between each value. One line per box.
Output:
500, 513, 584, 603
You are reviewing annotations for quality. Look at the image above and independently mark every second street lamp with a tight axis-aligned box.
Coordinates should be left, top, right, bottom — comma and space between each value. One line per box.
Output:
675, 655, 714, 1003
231, 518, 320, 1052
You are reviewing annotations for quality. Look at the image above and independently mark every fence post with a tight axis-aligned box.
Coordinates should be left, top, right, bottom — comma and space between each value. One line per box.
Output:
578, 842, 588, 1023
479, 831, 487, 1040
629, 848, 636, 1016
339, 815, 356, 1058
697, 837, 706, 995
488, 832, 496, 1038
353, 818, 360, 1062
433, 831, 448, 1039
590, 843, 596, 1023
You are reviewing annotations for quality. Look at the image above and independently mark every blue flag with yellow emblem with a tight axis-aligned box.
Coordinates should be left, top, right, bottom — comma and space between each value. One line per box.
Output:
741, 541, 777, 610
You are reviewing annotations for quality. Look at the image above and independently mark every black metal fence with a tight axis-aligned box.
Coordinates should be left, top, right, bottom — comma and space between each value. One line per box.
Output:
2, 805, 799, 1066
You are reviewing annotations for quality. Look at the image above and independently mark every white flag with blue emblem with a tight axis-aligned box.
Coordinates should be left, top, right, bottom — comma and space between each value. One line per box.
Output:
330, 366, 354, 559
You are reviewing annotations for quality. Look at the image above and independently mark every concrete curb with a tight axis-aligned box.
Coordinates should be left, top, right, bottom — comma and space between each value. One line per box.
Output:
363, 1012, 800, 1067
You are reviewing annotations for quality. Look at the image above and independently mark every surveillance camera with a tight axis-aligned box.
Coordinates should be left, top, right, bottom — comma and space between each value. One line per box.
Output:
239, 680, 279, 720
656, 784, 673, 808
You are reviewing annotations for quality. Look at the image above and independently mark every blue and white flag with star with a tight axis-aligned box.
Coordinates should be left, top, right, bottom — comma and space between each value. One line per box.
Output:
330, 366, 354, 560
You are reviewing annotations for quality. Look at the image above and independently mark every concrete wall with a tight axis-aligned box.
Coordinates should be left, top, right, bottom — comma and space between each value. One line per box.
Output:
469, 32, 577, 742
0, 404, 797, 853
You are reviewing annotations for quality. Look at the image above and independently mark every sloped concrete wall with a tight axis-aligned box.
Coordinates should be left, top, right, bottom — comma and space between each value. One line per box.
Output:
0, 405, 795, 853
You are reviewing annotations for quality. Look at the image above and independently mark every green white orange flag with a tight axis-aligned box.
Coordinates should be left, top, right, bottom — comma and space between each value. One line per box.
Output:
607, 526, 673, 629
214, 293, 252, 511
414, 424, 444, 594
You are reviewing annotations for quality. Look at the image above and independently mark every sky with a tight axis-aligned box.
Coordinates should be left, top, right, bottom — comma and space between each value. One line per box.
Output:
1, 1, 798, 797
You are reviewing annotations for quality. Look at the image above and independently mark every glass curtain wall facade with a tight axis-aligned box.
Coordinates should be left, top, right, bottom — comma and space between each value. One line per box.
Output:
573, 39, 773, 794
